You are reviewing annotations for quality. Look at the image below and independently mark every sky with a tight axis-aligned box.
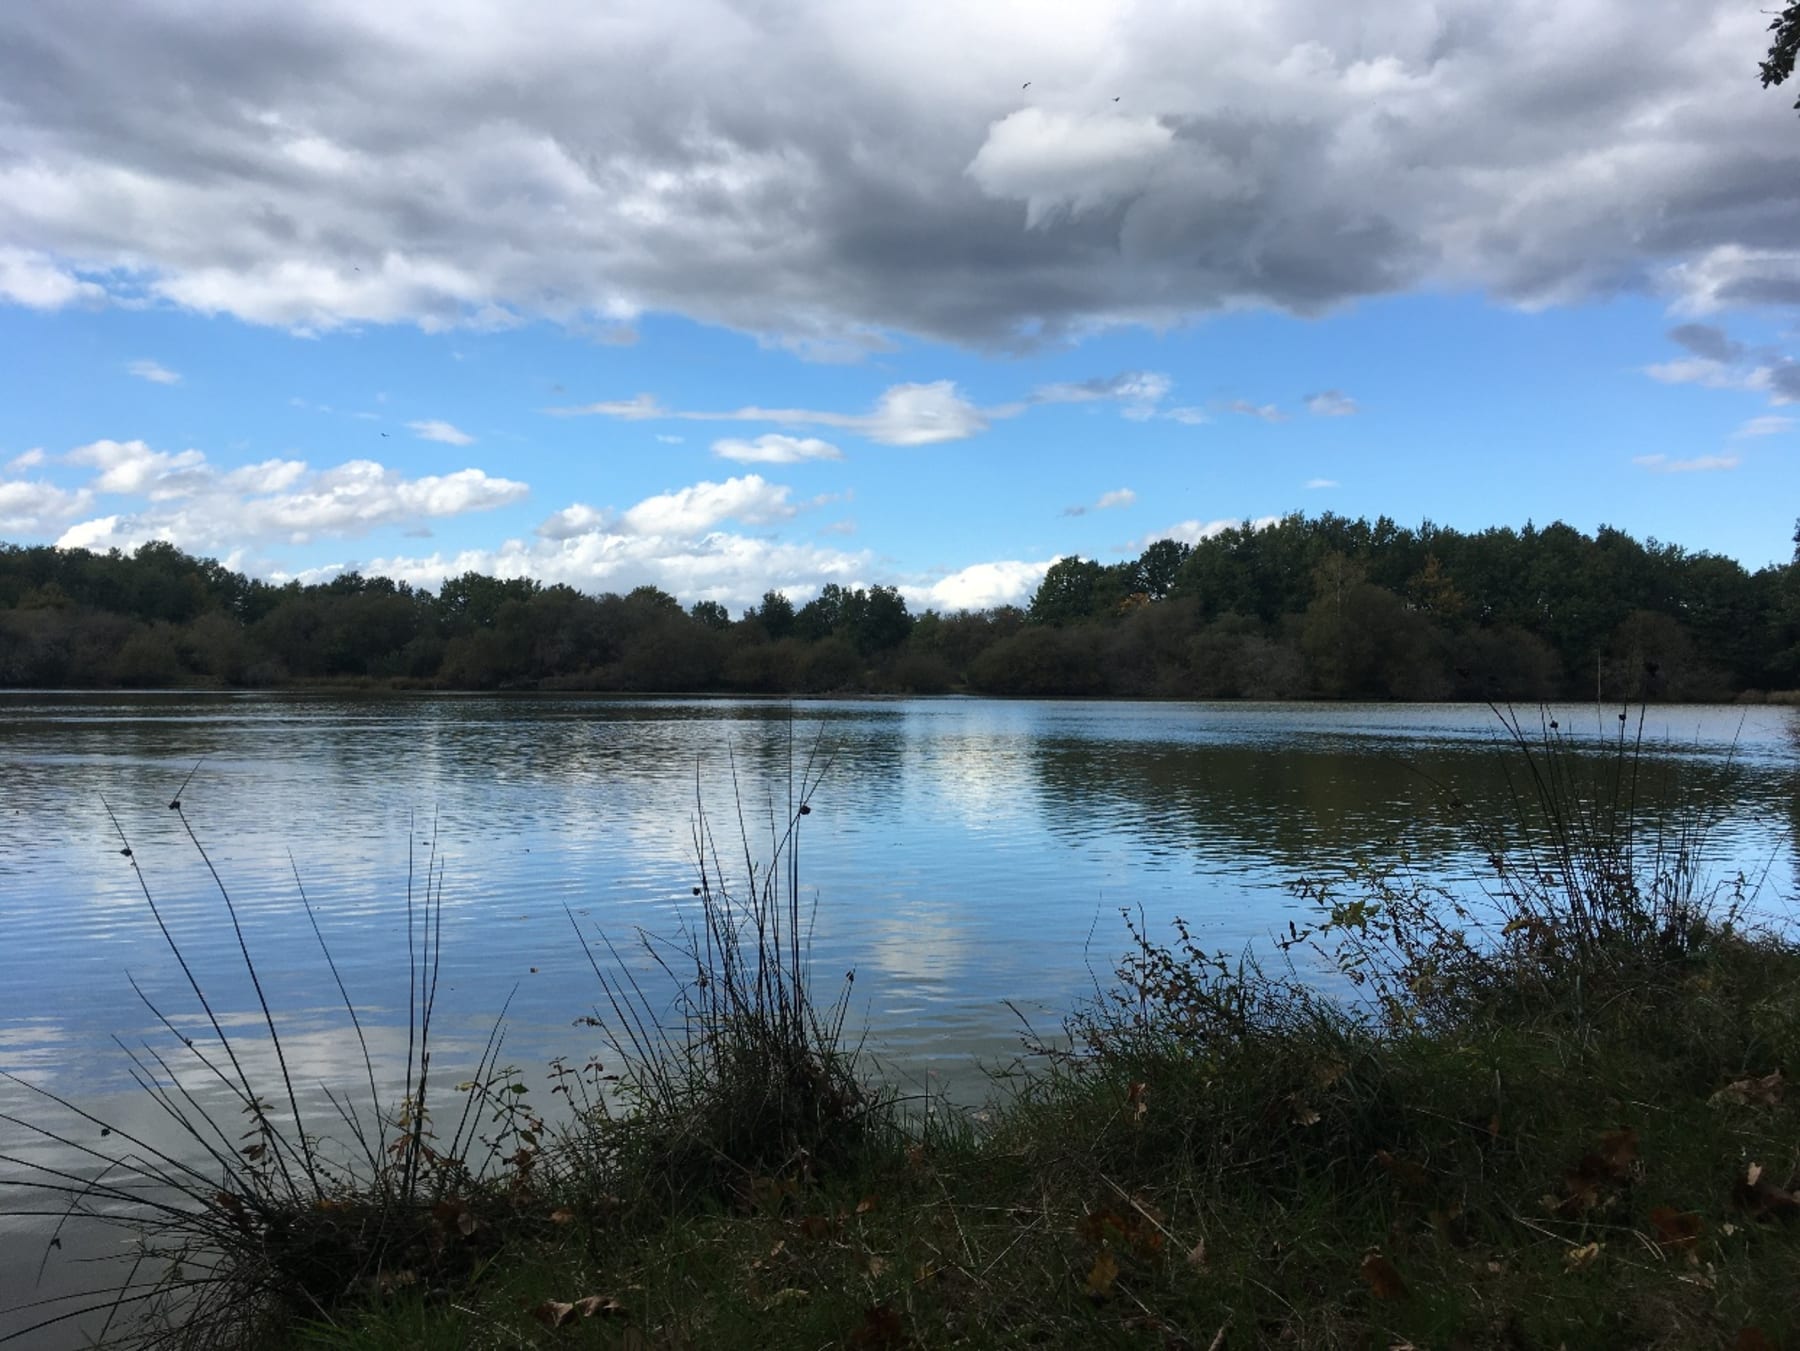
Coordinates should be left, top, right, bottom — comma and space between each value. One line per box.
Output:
0, 0, 1797, 612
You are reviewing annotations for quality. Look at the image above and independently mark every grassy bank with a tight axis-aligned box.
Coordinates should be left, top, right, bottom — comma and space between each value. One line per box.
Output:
7, 710, 1800, 1349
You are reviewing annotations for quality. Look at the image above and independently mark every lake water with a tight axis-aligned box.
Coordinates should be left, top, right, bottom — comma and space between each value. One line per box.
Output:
1, 693, 1796, 1338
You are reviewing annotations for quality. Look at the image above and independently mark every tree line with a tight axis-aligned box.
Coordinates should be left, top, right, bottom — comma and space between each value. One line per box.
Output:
1, 513, 1796, 700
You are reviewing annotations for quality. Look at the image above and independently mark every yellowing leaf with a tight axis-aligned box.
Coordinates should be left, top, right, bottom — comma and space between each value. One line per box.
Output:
1564, 1242, 1601, 1272
1084, 1250, 1120, 1300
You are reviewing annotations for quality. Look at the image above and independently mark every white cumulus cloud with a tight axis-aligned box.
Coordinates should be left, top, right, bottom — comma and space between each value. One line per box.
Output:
712, 433, 843, 464
44, 439, 528, 554
906, 559, 1056, 612
0, 249, 106, 311
619, 475, 796, 536
409, 419, 475, 446
1142, 515, 1283, 548
0, 479, 94, 533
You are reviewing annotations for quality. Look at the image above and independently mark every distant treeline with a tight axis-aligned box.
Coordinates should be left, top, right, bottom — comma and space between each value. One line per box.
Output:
2, 514, 1798, 700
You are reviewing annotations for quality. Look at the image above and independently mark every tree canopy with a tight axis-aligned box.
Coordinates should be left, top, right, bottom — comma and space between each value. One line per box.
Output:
0, 514, 1794, 701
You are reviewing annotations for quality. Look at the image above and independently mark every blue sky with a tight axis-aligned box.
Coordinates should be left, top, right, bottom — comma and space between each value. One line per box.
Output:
0, 0, 1795, 610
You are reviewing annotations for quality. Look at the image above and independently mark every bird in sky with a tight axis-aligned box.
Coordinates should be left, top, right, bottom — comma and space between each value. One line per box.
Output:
1022, 81, 1030, 88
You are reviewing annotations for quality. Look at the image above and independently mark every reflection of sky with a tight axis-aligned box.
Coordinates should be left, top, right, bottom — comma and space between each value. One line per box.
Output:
2, 694, 1794, 1120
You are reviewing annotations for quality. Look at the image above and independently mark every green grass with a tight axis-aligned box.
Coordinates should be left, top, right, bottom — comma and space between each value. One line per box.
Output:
9, 706, 1800, 1349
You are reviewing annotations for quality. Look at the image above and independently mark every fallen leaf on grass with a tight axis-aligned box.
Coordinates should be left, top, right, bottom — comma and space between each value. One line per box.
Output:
1185, 1238, 1209, 1271
548, 1207, 575, 1225
1084, 1250, 1120, 1300
1597, 1126, 1639, 1176
1359, 1252, 1408, 1300
849, 1304, 906, 1348
1711, 1070, 1783, 1108
1374, 1148, 1429, 1193
1553, 1126, 1640, 1215
533, 1300, 576, 1328
531, 1295, 627, 1327
1648, 1206, 1704, 1261
1563, 1242, 1601, 1272
1734, 1162, 1800, 1221
856, 1195, 878, 1215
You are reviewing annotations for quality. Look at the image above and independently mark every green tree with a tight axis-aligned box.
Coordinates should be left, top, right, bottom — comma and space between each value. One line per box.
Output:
853, 584, 912, 654
689, 599, 731, 630
1028, 557, 1107, 626
1133, 539, 1192, 600
1764, 4, 1800, 108
750, 590, 796, 639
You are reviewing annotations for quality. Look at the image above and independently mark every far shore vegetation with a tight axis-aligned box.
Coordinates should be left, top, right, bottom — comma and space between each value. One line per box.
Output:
4, 513, 1800, 702
5, 707, 1800, 1348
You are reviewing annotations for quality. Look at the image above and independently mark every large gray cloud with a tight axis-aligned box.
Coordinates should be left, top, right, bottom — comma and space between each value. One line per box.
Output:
0, 0, 1796, 347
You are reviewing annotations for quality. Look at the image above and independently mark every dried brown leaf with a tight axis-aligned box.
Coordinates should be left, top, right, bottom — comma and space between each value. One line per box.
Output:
1185, 1238, 1209, 1270
1734, 1161, 1800, 1221
532, 1300, 575, 1328
548, 1207, 575, 1225
1597, 1127, 1639, 1177
1359, 1252, 1408, 1300
1648, 1205, 1704, 1258
850, 1304, 906, 1349
856, 1195, 878, 1215
572, 1295, 626, 1319
1375, 1149, 1429, 1192
1712, 1070, 1784, 1108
